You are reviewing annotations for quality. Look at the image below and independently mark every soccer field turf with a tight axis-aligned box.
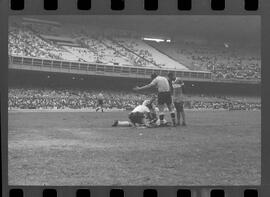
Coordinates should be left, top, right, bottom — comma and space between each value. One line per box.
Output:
8, 110, 261, 186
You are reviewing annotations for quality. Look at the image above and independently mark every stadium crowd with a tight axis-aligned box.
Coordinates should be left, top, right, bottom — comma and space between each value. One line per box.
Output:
8, 88, 261, 111
9, 23, 261, 81
151, 41, 261, 80
9, 26, 79, 61
8, 88, 148, 110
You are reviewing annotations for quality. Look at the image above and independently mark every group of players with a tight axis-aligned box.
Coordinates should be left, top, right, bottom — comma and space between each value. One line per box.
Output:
111, 72, 187, 128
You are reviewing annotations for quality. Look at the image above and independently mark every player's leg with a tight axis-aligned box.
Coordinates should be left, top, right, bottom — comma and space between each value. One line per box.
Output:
174, 102, 181, 126
112, 120, 132, 127
119, 121, 132, 126
96, 103, 100, 112
158, 104, 166, 125
181, 112, 186, 126
100, 100, 104, 112
157, 92, 166, 125
167, 104, 176, 126
166, 93, 176, 126
180, 102, 186, 126
96, 100, 103, 112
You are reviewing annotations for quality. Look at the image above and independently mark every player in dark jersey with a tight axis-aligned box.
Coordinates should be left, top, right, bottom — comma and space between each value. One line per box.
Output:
96, 93, 104, 112
168, 72, 187, 126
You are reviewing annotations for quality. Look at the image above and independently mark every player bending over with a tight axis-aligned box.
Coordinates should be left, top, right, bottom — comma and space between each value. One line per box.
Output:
112, 100, 158, 127
168, 72, 187, 126
134, 73, 176, 126
96, 92, 104, 112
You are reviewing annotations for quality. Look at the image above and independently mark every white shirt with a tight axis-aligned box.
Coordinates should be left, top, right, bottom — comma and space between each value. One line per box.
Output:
132, 105, 150, 113
150, 76, 170, 92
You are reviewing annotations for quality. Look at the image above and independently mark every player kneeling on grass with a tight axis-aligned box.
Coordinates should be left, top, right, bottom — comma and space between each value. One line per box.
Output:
112, 100, 157, 127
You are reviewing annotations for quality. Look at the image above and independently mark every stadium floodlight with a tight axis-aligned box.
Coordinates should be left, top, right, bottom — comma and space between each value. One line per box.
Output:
143, 37, 165, 42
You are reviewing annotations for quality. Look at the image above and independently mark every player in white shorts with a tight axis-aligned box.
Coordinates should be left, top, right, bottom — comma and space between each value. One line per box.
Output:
134, 73, 176, 126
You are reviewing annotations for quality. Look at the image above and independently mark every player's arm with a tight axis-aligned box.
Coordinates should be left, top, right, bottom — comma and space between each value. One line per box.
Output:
134, 83, 155, 91
149, 96, 156, 104
175, 78, 184, 87
134, 79, 156, 91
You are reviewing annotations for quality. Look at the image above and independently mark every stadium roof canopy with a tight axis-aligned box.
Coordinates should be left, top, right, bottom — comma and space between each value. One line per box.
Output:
11, 15, 260, 44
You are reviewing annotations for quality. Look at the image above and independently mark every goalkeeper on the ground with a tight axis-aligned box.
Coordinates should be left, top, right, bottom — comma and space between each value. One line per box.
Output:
112, 99, 158, 128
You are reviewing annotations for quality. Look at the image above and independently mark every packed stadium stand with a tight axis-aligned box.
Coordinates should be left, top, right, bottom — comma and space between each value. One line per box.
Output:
149, 41, 261, 80
76, 36, 132, 65
115, 38, 189, 69
9, 24, 261, 81
8, 20, 261, 81
8, 87, 260, 111
9, 26, 79, 61
62, 46, 96, 62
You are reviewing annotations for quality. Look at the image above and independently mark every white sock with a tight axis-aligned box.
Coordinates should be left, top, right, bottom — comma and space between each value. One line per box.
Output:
118, 121, 132, 127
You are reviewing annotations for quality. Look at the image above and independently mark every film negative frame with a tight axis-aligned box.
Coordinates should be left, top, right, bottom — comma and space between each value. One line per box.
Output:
1, 0, 269, 196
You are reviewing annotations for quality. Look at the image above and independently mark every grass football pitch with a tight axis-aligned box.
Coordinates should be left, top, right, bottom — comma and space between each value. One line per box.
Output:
8, 110, 261, 185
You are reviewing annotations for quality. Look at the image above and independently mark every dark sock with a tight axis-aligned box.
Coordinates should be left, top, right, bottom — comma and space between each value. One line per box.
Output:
170, 112, 176, 125
159, 114, 164, 123
112, 120, 118, 126
177, 112, 180, 124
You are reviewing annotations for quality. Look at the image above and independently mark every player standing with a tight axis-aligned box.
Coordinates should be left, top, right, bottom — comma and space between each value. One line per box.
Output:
96, 92, 104, 112
168, 72, 187, 126
134, 73, 176, 126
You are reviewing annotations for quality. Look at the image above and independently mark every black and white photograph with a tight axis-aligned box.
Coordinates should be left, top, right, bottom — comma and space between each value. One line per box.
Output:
8, 15, 261, 185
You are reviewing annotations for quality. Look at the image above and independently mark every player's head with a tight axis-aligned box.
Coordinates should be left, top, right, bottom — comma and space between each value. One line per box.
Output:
142, 100, 150, 106
151, 73, 158, 80
168, 72, 176, 81
142, 100, 153, 110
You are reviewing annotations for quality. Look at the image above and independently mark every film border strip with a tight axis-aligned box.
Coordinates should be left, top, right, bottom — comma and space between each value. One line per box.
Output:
7, 187, 262, 197
9, 0, 260, 11
1, 0, 269, 197
7, 0, 262, 13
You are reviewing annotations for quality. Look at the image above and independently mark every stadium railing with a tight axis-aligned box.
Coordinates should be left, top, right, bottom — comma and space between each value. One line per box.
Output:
8, 55, 215, 82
